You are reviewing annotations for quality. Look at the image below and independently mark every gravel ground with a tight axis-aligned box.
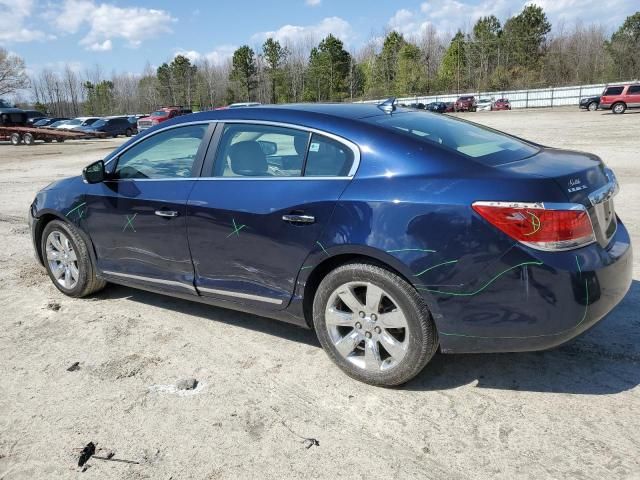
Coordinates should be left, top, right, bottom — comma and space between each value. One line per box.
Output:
0, 108, 638, 479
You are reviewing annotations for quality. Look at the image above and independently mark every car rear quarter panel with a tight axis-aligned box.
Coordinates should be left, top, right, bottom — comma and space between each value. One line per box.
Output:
296, 131, 630, 352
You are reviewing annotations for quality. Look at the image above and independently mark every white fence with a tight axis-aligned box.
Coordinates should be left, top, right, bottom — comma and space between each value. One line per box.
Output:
362, 81, 635, 109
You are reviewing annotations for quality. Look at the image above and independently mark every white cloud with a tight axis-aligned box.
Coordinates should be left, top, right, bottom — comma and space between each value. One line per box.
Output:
252, 16, 353, 46
173, 45, 236, 65
87, 39, 112, 51
0, 0, 45, 43
52, 0, 176, 51
306, 0, 322, 6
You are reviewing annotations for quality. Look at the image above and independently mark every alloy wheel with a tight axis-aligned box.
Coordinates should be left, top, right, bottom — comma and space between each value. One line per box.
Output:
45, 230, 79, 290
325, 281, 409, 372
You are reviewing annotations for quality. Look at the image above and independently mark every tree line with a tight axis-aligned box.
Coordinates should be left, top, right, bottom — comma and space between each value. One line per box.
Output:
3, 6, 638, 117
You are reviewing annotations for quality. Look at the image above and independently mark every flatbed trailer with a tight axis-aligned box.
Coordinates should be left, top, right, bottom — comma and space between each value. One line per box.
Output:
0, 126, 107, 145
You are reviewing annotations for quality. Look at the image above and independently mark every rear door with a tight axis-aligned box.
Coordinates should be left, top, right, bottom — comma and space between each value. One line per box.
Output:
186, 122, 359, 309
85, 122, 213, 291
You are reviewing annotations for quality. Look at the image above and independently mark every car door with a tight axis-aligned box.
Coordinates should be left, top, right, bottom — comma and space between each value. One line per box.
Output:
84, 122, 213, 292
186, 122, 359, 309
627, 85, 640, 108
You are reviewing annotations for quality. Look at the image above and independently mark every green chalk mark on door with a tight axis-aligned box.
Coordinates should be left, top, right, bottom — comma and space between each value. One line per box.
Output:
123, 213, 137, 232
417, 261, 543, 296
226, 218, 246, 238
415, 260, 458, 277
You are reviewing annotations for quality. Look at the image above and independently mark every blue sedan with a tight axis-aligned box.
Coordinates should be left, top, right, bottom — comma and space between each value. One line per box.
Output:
29, 102, 632, 386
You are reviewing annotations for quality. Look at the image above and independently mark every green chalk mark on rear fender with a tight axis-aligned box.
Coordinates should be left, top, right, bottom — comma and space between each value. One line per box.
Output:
415, 259, 458, 277
316, 241, 330, 256
439, 278, 588, 339
575, 255, 582, 276
300, 265, 313, 270
386, 248, 436, 254
417, 261, 544, 297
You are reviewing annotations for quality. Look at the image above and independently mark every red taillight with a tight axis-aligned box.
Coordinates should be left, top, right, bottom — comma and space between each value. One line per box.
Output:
472, 202, 595, 251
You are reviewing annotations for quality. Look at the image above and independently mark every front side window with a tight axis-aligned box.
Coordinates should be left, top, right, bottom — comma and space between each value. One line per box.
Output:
305, 134, 354, 177
115, 124, 207, 179
213, 124, 309, 177
365, 112, 538, 166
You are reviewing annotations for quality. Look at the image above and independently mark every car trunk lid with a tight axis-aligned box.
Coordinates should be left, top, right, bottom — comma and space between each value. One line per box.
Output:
497, 148, 618, 248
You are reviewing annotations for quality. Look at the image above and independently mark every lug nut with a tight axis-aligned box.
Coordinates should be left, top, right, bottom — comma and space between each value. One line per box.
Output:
359, 311, 365, 318
365, 331, 372, 339
374, 326, 381, 334
355, 322, 362, 329
371, 314, 377, 321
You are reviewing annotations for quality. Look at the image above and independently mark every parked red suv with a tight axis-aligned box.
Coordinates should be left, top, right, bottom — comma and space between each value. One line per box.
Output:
599, 83, 640, 114
137, 106, 193, 131
454, 95, 476, 112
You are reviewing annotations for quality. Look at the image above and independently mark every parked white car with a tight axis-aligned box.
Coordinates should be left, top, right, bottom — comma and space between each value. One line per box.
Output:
476, 99, 493, 111
56, 117, 100, 129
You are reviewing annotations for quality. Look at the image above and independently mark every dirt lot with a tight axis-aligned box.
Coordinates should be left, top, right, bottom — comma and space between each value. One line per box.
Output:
1, 108, 639, 479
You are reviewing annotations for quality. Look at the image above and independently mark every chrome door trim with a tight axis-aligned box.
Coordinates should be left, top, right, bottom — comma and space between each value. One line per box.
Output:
197, 286, 283, 305
102, 270, 195, 291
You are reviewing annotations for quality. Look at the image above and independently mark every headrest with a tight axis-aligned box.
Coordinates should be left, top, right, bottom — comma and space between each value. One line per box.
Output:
294, 135, 308, 155
228, 141, 268, 176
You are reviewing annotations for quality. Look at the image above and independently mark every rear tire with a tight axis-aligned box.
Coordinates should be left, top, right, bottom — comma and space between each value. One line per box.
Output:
10, 133, 21, 145
125, 128, 133, 137
23, 133, 35, 145
612, 102, 626, 114
41, 220, 106, 298
313, 262, 438, 386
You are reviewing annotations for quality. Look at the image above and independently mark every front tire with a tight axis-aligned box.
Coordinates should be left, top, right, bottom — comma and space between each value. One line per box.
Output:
313, 263, 438, 386
612, 102, 626, 114
10, 133, 21, 145
41, 220, 106, 298
588, 102, 598, 111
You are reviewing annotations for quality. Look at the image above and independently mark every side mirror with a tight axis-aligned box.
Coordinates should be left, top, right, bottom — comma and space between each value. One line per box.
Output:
82, 160, 105, 184
258, 140, 277, 156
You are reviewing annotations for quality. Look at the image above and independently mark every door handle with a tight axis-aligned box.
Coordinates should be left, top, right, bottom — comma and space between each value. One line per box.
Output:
155, 210, 179, 218
282, 214, 315, 224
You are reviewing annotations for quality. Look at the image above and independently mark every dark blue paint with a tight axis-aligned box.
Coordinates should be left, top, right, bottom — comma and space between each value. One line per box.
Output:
30, 104, 633, 354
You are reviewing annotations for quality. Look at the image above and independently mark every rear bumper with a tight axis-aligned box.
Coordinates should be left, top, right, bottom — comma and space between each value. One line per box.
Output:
436, 221, 633, 353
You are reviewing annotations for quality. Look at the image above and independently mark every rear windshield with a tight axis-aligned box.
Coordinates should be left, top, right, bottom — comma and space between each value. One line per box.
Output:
365, 112, 538, 166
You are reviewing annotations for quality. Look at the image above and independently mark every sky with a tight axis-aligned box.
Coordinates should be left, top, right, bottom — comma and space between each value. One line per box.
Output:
1, 0, 637, 78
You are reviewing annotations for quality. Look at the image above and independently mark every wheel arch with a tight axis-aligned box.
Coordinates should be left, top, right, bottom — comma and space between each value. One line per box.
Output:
33, 210, 98, 268
301, 248, 423, 329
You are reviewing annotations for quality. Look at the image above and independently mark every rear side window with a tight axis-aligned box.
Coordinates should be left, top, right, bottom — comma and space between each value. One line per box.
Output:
213, 124, 308, 177
304, 134, 354, 177
604, 86, 624, 95
628, 85, 640, 94
365, 112, 538, 166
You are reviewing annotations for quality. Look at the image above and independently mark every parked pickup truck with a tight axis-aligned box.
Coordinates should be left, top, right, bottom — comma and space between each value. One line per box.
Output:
137, 106, 193, 132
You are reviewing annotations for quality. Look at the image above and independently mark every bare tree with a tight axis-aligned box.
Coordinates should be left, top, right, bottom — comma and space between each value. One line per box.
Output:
0, 48, 29, 96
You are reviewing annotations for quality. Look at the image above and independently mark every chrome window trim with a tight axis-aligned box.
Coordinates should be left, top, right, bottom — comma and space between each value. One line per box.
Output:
105, 118, 361, 179
197, 286, 283, 304
102, 270, 195, 291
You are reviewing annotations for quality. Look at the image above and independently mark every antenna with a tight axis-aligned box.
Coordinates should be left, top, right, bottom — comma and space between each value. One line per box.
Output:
378, 97, 396, 114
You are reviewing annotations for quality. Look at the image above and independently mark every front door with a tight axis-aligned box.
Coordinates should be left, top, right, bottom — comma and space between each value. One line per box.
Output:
187, 122, 357, 309
85, 123, 211, 292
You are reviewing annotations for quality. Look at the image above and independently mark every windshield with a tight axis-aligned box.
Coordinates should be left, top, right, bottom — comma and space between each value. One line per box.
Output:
82, 118, 98, 125
92, 119, 106, 127
151, 111, 168, 117
50, 121, 68, 127
365, 112, 539, 166
66, 119, 82, 126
